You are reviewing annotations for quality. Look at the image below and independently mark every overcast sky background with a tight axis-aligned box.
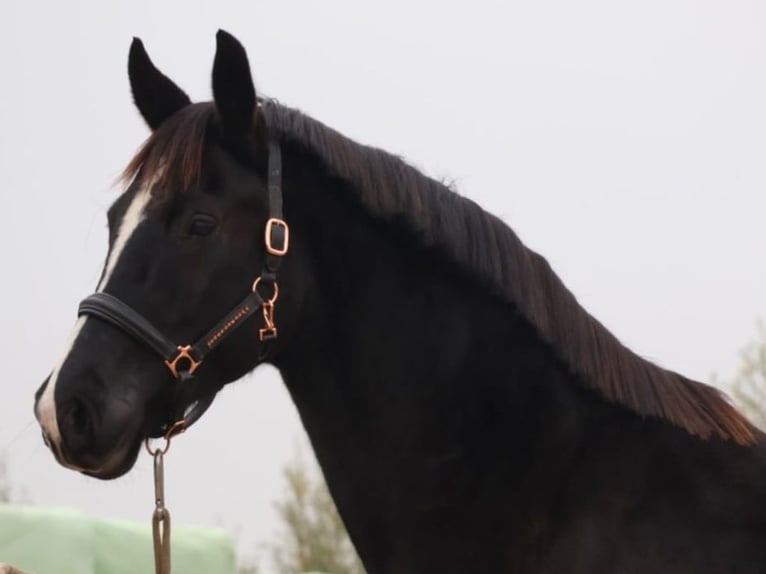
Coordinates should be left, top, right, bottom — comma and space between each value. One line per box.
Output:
1, 0, 765, 569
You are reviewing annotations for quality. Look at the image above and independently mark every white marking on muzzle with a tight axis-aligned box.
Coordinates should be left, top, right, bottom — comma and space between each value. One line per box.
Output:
37, 187, 151, 450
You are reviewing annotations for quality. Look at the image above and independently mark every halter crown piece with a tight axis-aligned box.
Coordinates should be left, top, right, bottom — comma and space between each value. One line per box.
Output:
77, 139, 288, 435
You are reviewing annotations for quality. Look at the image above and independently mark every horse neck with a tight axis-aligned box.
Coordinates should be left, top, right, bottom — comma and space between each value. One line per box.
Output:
273, 150, 588, 571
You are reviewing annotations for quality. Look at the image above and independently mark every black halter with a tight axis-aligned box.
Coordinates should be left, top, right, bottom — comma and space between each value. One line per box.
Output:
77, 139, 288, 435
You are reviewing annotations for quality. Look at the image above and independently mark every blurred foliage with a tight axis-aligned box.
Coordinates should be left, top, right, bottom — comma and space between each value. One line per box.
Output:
727, 322, 766, 430
0, 453, 10, 503
267, 451, 364, 574
0, 451, 30, 505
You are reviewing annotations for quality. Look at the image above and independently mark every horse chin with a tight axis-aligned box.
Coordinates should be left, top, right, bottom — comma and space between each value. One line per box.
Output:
80, 437, 143, 480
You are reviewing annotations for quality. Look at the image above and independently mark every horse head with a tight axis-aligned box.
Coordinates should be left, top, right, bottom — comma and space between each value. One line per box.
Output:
34, 31, 308, 479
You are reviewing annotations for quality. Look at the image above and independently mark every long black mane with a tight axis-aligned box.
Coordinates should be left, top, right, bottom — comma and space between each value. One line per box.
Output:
124, 99, 754, 445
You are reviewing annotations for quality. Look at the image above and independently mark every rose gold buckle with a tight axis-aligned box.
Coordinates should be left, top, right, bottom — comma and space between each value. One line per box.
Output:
164, 345, 202, 379
265, 218, 289, 256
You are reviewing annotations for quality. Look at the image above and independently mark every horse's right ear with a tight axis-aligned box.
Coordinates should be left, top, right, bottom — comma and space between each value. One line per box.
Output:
128, 38, 191, 130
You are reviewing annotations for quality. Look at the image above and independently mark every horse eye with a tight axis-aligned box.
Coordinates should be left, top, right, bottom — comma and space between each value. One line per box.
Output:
188, 213, 218, 237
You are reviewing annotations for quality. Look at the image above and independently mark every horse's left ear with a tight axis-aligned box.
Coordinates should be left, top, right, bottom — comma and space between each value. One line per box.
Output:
212, 30, 257, 140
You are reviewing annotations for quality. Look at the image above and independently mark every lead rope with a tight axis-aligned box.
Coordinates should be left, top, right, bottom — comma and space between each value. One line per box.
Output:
146, 421, 186, 574
152, 450, 171, 574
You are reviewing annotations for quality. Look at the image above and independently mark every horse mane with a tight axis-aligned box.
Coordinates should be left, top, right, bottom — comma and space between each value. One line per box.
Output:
123, 99, 755, 445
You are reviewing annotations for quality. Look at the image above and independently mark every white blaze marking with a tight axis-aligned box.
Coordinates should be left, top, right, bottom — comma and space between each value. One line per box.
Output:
38, 187, 151, 448
97, 188, 152, 291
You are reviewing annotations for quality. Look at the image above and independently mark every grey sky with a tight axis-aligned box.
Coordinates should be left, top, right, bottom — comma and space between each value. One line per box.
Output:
1, 0, 765, 569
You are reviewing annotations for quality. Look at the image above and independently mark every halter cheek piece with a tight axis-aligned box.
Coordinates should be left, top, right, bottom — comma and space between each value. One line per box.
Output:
77, 139, 288, 435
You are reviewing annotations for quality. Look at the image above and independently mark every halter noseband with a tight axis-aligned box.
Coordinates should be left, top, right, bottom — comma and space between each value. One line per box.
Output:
77, 139, 288, 434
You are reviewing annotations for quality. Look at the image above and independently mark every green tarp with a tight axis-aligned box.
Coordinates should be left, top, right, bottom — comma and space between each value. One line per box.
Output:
0, 504, 236, 574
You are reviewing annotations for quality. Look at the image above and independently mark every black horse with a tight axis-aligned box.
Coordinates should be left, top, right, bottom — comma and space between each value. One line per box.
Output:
34, 31, 765, 573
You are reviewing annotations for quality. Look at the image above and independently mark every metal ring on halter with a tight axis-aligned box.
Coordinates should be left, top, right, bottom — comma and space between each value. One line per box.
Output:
252, 276, 279, 303
144, 420, 187, 456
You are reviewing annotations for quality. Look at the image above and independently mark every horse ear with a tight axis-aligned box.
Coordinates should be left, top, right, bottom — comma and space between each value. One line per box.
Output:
128, 38, 191, 130
212, 30, 257, 140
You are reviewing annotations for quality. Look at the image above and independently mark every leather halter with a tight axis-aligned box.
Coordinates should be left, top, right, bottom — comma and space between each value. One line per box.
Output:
77, 139, 288, 435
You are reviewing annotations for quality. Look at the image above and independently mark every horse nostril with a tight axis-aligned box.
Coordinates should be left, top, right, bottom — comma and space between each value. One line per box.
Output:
62, 399, 94, 443
41, 430, 51, 448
